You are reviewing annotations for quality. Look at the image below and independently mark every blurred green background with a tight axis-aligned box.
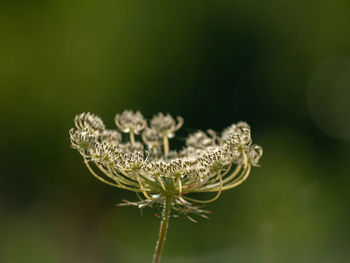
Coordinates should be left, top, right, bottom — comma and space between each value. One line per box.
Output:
1, 0, 350, 262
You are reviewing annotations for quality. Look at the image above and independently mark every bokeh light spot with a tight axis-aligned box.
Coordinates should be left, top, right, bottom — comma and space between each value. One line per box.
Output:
307, 56, 350, 140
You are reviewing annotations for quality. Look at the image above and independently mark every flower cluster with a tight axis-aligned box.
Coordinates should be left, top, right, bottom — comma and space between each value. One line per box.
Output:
70, 111, 262, 221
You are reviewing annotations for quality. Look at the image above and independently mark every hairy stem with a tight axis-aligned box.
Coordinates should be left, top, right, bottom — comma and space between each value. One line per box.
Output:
153, 196, 172, 263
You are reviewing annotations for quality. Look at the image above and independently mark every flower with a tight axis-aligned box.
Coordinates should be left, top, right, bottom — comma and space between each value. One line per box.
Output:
74, 112, 105, 134
70, 111, 263, 221
186, 130, 216, 149
142, 128, 163, 150
115, 110, 147, 134
100, 130, 122, 146
150, 113, 183, 138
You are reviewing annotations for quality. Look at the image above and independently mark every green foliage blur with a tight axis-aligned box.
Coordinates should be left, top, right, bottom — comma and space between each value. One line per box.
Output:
1, 1, 350, 262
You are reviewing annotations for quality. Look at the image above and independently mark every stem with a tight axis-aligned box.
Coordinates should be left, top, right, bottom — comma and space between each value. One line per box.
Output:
153, 196, 172, 263
129, 130, 135, 145
163, 135, 169, 156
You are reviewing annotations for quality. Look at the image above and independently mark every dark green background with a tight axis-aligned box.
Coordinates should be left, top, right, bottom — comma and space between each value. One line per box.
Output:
1, 1, 350, 262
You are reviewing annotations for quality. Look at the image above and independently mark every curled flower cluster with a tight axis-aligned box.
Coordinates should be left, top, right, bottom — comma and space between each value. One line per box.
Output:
70, 111, 262, 221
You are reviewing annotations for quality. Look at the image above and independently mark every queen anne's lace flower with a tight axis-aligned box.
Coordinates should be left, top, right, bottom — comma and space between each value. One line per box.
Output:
70, 110, 263, 263
70, 110, 263, 221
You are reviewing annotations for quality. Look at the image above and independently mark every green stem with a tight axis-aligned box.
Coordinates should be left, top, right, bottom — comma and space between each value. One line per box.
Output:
153, 196, 172, 263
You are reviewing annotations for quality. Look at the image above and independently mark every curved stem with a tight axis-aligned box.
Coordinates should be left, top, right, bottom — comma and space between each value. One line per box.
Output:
83, 159, 119, 188
221, 164, 251, 190
153, 196, 173, 263
183, 170, 223, 204
137, 176, 152, 200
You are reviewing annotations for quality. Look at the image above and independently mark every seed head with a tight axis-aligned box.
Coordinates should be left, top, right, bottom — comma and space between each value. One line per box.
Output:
115, 110, 147, 134
186, 130, 216, 149
118, 142, 145, 154
69, 128, 96, 155
74, 112, 105, 134
100, 130, 122, 146
150, 113, 183, 138
142, 128, 163, 149
70, 111, 263, 220
222, 121, 251, 145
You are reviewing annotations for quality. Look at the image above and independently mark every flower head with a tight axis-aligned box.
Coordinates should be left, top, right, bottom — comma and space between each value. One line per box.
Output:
69, 128, 96, 156
100, 130, 122, 146
142, 128, 163, 150
74, 112, 105, 134
70, 111, 262, 221
150, 113, 183, 138
186, 130, 216, 149
115, 110, 147, 134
